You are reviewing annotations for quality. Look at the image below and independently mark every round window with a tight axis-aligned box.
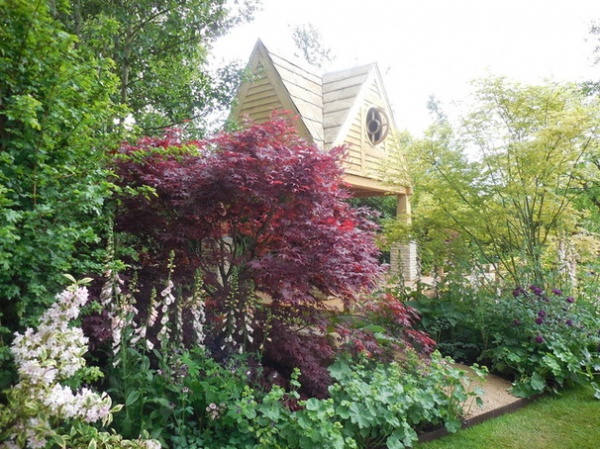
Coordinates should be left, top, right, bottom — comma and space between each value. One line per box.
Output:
366, 107, 389, 145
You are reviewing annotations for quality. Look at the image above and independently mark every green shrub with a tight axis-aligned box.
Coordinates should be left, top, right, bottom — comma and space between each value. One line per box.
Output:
173, 351, 483, 449
485, 285, 600, 397
413, 280, 600, 398
326, 352, 484, 449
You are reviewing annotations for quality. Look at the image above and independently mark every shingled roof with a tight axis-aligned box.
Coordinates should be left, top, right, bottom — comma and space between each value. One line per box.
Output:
323, 64, 378, 148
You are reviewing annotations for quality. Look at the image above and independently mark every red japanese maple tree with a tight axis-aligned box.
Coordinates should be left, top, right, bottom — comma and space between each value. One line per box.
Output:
113, 118, 383, 389
115, 118, 382, 304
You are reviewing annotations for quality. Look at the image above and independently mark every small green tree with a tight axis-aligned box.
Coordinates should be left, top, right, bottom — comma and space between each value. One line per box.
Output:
463, 78, 600, 283
384, 79, 600, 286
382, 107, 478, 278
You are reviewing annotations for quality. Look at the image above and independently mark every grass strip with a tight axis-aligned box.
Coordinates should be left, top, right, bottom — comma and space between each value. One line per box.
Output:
416, 384, 600, 449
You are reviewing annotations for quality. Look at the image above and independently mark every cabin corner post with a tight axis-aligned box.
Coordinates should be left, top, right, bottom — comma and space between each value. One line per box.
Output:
390, 193, 418, 282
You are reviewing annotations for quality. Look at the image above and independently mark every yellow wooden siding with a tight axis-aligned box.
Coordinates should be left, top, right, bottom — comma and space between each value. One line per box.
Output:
244, 79, 275, 99
240, 95, 282, 112
347, 111, 364, 148
238, 73, 285, 122
342, 149, 362, 172
339, 85, 390, 179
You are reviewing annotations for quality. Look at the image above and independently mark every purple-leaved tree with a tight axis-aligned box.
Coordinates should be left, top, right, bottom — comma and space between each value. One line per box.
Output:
112, 117, 384, 396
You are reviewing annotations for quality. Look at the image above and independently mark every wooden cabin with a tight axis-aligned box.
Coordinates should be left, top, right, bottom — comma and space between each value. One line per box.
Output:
230, 40, 417, 281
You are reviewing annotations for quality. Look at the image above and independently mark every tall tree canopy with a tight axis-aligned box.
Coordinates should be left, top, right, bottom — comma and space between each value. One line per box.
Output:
65, 0, 258, 134
0, 0, 259, 387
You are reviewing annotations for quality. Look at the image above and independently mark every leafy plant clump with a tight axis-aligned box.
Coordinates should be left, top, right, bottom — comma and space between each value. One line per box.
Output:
413, 280, 600, 398
103, 347, 482, 449
486, 285, 600, 397
0, 0, 118, 378
2, 275, 482, 449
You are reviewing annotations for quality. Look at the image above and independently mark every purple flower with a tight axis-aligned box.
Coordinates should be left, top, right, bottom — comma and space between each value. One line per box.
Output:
566, 297, 575, 304
552, 289, 562, 296
535, 317, 544, 325
529, 285, 544, 296
513, 319, 521, 326
565, 319, 574, 327
535, 335, 545, 344
513, 287, 524, 298
538, 310, 547, 318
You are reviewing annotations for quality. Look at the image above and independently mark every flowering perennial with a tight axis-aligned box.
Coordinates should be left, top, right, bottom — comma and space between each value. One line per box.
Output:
0, 282, 160, 449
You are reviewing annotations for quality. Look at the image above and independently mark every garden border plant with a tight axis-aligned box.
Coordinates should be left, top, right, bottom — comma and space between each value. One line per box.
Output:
411, 277, 600, 399
1, 278, 486, 449
0, 276, 160, 449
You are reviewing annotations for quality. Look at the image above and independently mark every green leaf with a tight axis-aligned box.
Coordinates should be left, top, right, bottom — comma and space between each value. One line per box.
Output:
50, 434, 67, 448
149, 397, 172, 408
507, 352, 522, 363
125, 390, 141, 406
530, 372, 546, 393
361, 324, 387, 333
445, 416, 462, 433
592, 382, 600, 400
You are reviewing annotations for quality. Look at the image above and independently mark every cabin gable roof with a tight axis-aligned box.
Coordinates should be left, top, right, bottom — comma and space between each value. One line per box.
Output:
232, 40, 324, 146
231, 40, 408, 197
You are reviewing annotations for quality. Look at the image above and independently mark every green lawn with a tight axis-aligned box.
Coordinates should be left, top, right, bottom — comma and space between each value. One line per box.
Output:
416, 384, 600, 449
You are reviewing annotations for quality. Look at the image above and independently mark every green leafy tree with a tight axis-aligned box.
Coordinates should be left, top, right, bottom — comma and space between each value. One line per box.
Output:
384, 79, 600, 285
67, 0, 259, 134
383, 107, 477, 278
0, 0, 118, 381
463, 78, 599, 283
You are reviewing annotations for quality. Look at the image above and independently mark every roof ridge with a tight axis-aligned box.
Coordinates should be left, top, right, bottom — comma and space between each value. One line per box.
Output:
257, 38, 322, 80
323, 62, 377, 78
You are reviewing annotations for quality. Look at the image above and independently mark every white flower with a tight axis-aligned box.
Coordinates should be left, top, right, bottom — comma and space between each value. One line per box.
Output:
18, 361, 57, 385
24, 418, 50, 448
160, 280, 174, 302
27, 436, 47, 449
144, 440, 162, 449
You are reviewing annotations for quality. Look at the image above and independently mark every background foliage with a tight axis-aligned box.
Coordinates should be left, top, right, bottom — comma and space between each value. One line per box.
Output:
0, 0, 118, 381
384, 79, 600, 286
63, 0, 258, 134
